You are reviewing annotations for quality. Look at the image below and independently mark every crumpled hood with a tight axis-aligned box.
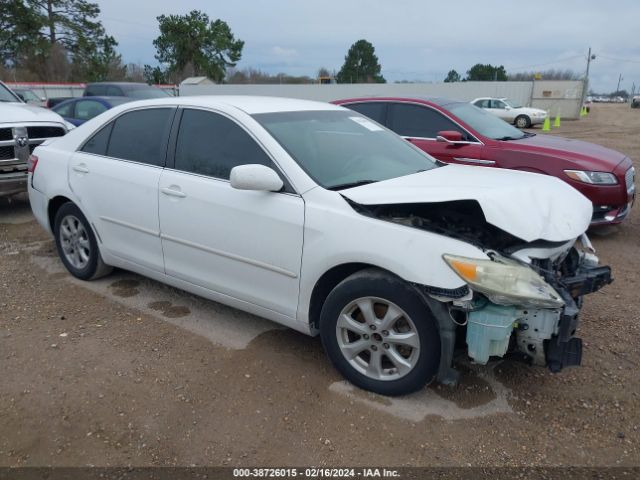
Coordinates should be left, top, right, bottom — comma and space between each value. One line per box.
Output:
0, 102, 66, 125
340, 164, 593, 243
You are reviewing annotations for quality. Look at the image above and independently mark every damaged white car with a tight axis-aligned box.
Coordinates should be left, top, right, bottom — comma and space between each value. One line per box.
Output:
28, 96, 612, 396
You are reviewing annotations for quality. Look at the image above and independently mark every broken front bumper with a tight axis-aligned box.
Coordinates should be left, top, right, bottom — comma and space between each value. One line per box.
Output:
544, 264, 612, 372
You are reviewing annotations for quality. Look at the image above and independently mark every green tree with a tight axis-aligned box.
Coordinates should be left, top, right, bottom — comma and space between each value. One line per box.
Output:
77, 35, 125, 82
0, 0, 46, 67
336, 39, 385, 84
444, 69, 461, 83
1, 0, 123, 81
466, 63, 507, 81
143, 64, 169, 85
152, 10, 244, 83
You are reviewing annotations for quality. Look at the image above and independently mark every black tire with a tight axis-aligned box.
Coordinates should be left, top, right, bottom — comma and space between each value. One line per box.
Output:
320, 268, 441, 396
515, 115, 531, 128
53, 202, 112, 280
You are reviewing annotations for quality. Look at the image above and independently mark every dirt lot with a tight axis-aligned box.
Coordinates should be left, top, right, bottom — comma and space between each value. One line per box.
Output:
0, 103, 638, 469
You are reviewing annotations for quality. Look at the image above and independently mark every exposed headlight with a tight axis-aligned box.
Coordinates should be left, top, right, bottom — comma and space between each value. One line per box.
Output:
442, 254, 564, 308
564, 170, 618, 185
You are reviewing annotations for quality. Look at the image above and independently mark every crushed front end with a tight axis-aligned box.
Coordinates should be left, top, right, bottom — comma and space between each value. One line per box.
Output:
348, 199, 613, 382
441, 234, 612, 374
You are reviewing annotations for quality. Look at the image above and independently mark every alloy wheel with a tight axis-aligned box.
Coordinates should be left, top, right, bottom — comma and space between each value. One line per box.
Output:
336, 296, 421, 381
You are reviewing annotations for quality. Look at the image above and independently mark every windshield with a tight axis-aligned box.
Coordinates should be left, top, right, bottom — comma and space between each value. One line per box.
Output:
0, 83, 21, 102
126, 86, 170, 99
503, 98, 523, 108
447, 102, 525, 140
253, 110, 439, 190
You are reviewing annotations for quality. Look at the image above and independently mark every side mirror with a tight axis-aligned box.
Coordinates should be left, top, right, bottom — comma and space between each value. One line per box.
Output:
16, 93, 25, 101
230, 164, 284, 192
504, 106, 512, 111
436, 130, 466, 144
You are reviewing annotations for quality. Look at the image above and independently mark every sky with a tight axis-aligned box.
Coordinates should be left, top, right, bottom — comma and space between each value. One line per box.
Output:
96, 0, 640, 93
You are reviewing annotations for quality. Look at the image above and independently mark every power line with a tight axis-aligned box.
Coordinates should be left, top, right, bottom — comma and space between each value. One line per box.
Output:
508, 55, 584, 72
597, 54, 640, 64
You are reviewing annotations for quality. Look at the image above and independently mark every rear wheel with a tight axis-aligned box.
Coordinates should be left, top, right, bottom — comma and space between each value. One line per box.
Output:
320, 269, 440, 396
53, 202, 112, 280
515, 115, 531, 128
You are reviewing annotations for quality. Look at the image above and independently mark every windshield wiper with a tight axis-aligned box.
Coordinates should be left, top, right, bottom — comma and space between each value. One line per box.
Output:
495, 135, 525, 141
327, 180, 378, 191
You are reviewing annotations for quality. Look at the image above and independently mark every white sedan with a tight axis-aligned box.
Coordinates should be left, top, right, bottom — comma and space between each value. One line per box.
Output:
28, 96, 611, 395
471, 97, 547, 128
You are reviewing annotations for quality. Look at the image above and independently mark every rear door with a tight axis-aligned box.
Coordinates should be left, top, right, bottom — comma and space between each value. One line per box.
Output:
386, 102, 486, 166
69, 107, 176, 272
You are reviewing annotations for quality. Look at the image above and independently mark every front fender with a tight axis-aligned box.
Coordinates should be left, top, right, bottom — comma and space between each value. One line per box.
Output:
296, 189, 488, 324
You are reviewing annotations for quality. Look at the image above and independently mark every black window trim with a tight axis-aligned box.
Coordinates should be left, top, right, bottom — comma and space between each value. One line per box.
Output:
166, 106, 299, 196
77, 105, 179, 168
343, 100, 483, 145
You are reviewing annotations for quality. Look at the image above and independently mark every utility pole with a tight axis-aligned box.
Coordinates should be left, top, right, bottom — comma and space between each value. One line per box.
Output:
616, 73, 623, 94
582, 47, 596, 111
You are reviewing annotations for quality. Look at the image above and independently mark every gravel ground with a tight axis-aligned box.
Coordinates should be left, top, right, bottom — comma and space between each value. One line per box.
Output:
0, 103, 638, 468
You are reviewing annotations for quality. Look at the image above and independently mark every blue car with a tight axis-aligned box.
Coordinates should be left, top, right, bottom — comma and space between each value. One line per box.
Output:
52, 96, 132, 126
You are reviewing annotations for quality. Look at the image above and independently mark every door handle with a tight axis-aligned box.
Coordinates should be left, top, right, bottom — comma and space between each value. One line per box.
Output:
72, 164, 89, 174
161, 187, 187, 198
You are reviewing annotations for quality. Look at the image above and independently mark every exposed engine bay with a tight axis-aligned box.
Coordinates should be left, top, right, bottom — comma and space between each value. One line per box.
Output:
348, 198, 613, 383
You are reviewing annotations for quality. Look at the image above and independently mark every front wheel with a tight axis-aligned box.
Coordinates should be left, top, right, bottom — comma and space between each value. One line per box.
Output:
320, 269, 441, 396
53, 202, 112, 280
515, 115, 531, 128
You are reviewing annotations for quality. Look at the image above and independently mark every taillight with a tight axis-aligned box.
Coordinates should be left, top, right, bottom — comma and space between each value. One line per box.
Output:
27, 154, 39, 173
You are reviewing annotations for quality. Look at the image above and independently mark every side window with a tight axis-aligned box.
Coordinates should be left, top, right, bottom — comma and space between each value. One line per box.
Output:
106, 108, 174, 166
491, 100, 505, 109
475, 99, 490, 108
75, 100, 108, 121
106, 86, 122, 96
85, 85, 106, 96
344, 102, 387, 125
81, 123, 113, 156
389, 103, 463, 138
54, 101, 75, 118
174, 109, 278, 181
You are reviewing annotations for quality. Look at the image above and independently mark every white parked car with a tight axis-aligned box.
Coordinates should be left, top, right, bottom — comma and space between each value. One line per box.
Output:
471, 97, 547, 128
28, 96, 612, 395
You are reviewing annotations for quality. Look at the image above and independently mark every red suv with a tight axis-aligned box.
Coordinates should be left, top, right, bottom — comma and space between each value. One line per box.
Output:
334, 97, 635, 225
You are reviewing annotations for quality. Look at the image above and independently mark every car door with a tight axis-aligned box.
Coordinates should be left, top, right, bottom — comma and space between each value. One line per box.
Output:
158, 108, 304, 318
69, 107, 176, 272
489, 99, 512, 122
386, 102, 486, 166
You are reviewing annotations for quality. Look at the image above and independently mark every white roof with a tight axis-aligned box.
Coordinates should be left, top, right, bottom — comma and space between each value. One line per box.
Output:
117, 95, 344, 115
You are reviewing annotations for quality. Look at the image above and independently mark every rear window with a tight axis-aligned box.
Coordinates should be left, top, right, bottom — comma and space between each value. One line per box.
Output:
81, 124, 113, 155
106, 108, 174, 165
85, 84, 107, 96
343, 102, 387, 125
81, 108, 174, 164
